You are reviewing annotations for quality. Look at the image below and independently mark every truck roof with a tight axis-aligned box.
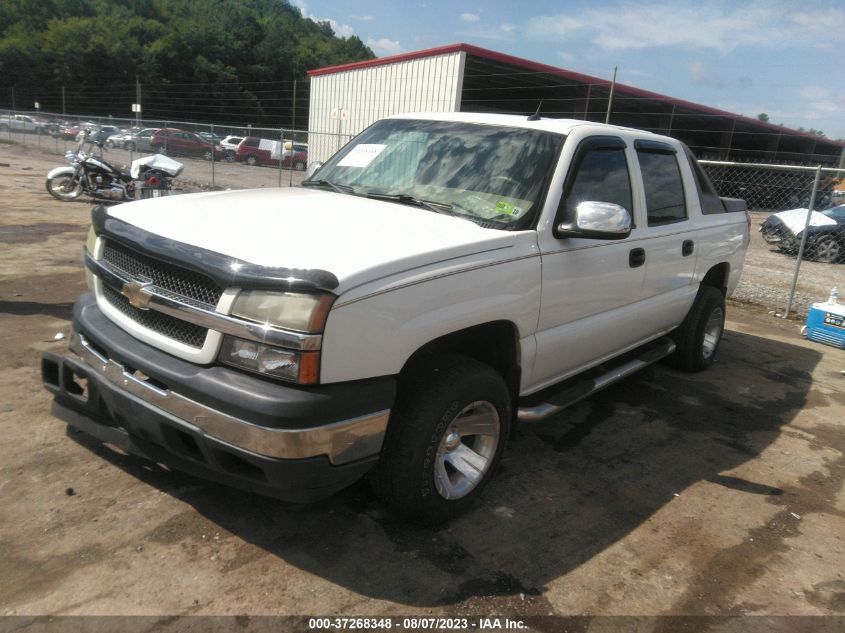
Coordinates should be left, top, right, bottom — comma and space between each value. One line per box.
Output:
387, 111, 665, 139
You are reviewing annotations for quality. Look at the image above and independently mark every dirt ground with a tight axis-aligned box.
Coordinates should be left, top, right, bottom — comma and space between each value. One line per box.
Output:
1, 145, 845, 623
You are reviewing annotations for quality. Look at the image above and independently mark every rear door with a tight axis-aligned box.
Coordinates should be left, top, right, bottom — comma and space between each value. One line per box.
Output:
629, 140, 699, 333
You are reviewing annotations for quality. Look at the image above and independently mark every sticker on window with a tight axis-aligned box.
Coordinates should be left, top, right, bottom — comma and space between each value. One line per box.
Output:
337, 144, 387, 168
495, 201, 524, 217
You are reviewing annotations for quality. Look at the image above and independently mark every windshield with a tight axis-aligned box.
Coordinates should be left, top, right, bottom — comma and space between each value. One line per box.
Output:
821, 205, 845, 221
307, 119, 564, 228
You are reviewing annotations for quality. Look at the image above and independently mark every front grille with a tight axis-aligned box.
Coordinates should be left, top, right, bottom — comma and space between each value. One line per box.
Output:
102, 285, 208, 349
102, 240, 223, 307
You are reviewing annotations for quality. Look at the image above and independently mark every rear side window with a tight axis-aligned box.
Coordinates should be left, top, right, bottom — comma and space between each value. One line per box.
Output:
684, 147, 726, 214
562, 147, 632, 217
243, 137, 259, 148
637, 149, 687, 225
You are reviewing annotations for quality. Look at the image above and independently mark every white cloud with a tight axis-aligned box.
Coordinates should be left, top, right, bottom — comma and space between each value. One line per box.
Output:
460, 13, 480, 22
687, 60, 724, 87
352, 14, 375, 21
366, 37, 403, 56
800, 85, 828, 100
294, 0, 355, 39
523, 1, 845, 54
557, 51, 576, 64
456, 23, 515, 41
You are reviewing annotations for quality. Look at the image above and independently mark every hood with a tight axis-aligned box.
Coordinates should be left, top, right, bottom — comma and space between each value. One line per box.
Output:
768, 208, 837, 235
106, 187, 520, 293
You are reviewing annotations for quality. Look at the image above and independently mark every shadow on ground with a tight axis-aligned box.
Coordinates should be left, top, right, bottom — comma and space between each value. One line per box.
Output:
67, 328, 829, 612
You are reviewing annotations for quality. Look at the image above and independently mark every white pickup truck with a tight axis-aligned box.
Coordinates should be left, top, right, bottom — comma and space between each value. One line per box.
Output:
0, 114, 49, 134
43, 112, 749, 522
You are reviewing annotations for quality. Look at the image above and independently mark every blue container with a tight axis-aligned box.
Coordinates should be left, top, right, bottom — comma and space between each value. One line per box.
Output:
805, 302, 845, 349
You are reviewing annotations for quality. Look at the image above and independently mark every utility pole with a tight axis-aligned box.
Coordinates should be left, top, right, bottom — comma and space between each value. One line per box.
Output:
605, 66, 617, 124
135, 76, 141, 127
10, 87, 15, 111
61, 86, 66, 116
289, 79, 297, 187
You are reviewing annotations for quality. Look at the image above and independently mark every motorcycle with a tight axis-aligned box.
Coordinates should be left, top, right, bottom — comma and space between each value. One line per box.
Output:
45, 129, 184, 202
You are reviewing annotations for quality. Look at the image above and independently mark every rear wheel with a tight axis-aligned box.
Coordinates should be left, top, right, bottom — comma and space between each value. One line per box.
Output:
225, 150, 236, 162
202, 150, 213, 161
246, 155, 258, 166
294, 160, 306, 171
125, 141, 136, 151
373, 355, 511, 523
666, 286, 725, 372
46, 173, 83, 201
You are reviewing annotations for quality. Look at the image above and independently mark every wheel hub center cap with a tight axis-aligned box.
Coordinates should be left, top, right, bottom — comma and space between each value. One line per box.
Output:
443, 431, 461, 451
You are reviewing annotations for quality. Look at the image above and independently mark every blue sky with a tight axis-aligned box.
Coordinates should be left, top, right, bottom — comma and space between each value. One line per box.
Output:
296, 0, 845, 140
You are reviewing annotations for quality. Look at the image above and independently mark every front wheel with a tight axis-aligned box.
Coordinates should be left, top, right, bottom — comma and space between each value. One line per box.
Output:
373, 355, 511, 523
246, 155, 258, 166
666, 286, 726, 372
45, 173, 84, 201
812, 236, 841, 263
294, 160, 306, 171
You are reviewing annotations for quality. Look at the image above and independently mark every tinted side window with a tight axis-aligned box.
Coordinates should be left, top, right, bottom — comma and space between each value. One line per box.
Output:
684, 147, 726, 214
638, 150, 687, 225
245, 138, 259, 148
562, 147, 632, 217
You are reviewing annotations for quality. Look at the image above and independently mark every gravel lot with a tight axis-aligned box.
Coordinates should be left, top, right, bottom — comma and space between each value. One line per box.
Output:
1, 142, 844, 626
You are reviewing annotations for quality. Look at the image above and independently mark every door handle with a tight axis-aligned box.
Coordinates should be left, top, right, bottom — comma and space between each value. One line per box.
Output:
629, 248, 646, 268
682, 240, 695, 256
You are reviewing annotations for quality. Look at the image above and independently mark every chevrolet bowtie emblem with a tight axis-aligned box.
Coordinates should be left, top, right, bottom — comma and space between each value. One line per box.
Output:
121, 279, 154, 310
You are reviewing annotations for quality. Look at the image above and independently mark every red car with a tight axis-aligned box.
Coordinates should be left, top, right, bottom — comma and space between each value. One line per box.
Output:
236, 137, 308, 170
150, 128, 223, 160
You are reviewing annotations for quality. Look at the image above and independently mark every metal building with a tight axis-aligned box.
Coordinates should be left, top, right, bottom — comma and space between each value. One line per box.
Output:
308, 43, 844, 166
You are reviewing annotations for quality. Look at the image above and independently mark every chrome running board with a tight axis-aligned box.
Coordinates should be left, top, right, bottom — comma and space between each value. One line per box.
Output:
517, 338, 676, 423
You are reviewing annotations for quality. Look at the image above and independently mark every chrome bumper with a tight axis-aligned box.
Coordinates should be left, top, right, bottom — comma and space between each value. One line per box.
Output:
67, 332, 389, 465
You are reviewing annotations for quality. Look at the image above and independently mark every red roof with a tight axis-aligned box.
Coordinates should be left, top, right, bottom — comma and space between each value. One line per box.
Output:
308, 43, 844, 148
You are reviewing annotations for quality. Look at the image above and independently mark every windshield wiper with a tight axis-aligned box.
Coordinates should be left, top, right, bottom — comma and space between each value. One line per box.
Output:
301, 179, 353, 194
364, 192, 452, 215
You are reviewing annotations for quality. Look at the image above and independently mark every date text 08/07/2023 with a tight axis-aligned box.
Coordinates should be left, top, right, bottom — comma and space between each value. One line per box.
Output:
307, 617, 528, 630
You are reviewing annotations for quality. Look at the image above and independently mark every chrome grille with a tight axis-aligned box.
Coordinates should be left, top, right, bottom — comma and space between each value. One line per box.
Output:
102, 285, 208, 349
102, 240, 223, 307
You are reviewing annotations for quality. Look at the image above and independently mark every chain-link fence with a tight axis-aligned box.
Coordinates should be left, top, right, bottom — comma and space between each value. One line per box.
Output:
0, 109, 352, 191
701, 160, 844, 318
2, 108, 841, 318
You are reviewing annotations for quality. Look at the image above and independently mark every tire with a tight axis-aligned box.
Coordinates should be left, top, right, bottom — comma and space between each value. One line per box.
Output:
202, 150, 213, 161
373, 355, 511, 523
45, 173, 84, 201
125, 141, 136, 151
666, 286, 726, 372
246, 155, 258, 166
152, 144, 166, 155
812, 236, 841, 263
225, 150, 236, 163
294, 160, 306, 171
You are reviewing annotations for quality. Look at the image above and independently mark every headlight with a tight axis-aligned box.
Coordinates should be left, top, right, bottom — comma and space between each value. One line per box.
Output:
230, 290, 334, 333
85, 226, 98, 292
219, 337, 320, 384
85, 225, 97, 254
222, 290, 334, 384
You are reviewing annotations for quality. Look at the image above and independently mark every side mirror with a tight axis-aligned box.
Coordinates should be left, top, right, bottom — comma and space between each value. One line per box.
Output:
555, 201, 632, 240
305, 161, 323, 179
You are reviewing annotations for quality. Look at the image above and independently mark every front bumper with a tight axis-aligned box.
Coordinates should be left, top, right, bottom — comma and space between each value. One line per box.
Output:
42, 294, 396, 502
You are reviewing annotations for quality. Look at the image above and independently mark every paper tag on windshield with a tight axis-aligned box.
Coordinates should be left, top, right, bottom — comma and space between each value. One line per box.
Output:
338, 144, 386, 168
495, 201, 524, 217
